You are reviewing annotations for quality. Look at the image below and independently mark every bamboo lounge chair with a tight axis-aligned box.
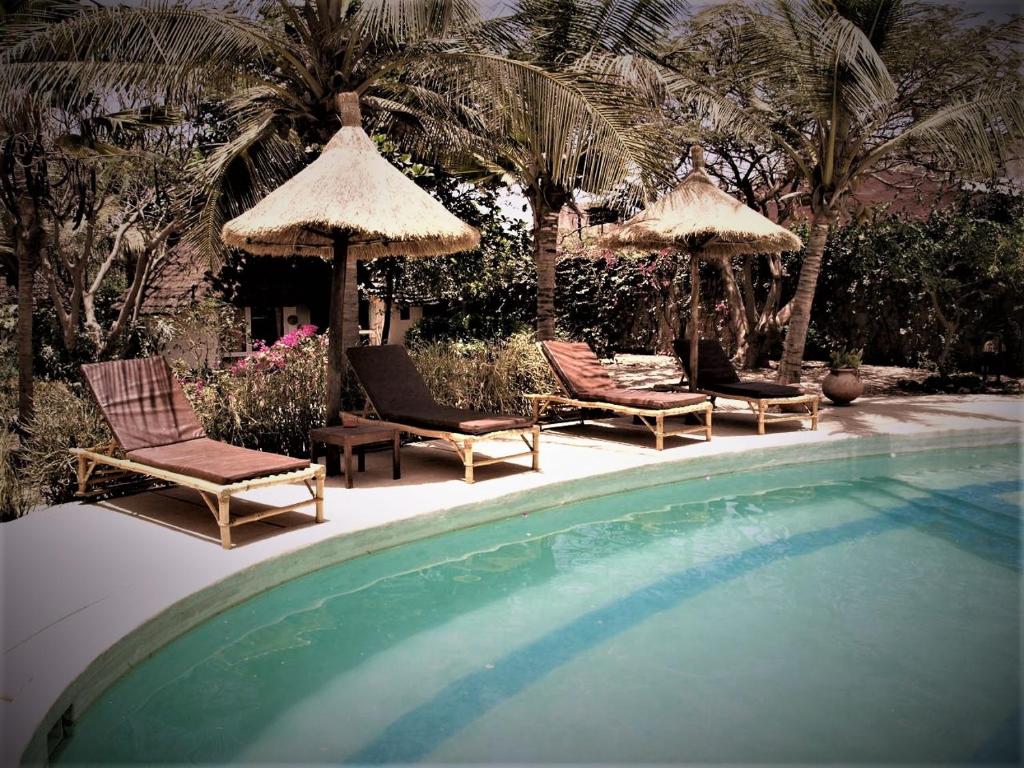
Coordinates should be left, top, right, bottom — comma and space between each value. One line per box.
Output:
674, 338, 820, 435
530, 340, 712, 450
72, 357, 325, 549
346, 345, 540, 483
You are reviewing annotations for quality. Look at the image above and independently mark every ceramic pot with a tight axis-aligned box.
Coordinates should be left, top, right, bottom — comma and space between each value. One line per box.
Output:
822, 368, 863, 405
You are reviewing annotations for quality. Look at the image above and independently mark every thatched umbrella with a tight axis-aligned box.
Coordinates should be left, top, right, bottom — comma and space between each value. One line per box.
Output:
223, 93, 479, 424
599, 147, 801, 391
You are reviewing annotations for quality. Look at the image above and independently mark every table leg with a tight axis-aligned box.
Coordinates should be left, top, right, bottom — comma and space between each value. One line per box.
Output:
392, 431, 401, 480
343, 442, 354, 489
325, 445, 341, 477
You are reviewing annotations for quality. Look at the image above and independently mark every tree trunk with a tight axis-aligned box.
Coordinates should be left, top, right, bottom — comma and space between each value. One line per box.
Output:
529, 182, 567, 341
341, 252, 360, 354
326, 236, 350, 426
689, 254, 700, 392
713, 256, 749, 364
381, 266, 394, 345
15, 195, 42, 425
778, 211, 831, 384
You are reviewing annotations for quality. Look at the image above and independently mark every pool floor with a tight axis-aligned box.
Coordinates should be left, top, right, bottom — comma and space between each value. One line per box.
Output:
58, 444, 1021, 764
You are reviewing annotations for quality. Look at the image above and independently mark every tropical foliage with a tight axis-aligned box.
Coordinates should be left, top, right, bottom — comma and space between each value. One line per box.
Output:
663, 0, 1024, 381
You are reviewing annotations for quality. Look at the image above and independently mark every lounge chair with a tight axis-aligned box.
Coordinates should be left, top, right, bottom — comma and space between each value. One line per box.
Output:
529, 340, 712, 450
346, 345, 540, 483
72, 357, 325, 549
674, 338, 820, 435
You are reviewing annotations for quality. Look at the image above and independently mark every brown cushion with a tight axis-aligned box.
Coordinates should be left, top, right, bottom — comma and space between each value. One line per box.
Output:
701, 380, 806, 399
81, 357, 206, 452
128, 438, 309, 485
346, 345, 436, 420
389, 406, 534, 435
583, 389, 708, 410
674, 338, 741, 387
541, 341, 618, 399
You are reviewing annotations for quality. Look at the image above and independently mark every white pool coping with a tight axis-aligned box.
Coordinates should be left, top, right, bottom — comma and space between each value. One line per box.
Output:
2, 394, 1022, 765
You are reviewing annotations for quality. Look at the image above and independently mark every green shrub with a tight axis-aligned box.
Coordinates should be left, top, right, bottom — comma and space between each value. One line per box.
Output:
409, 331, 556, 416
21, 381, 110, 505
1, 428, 36, 521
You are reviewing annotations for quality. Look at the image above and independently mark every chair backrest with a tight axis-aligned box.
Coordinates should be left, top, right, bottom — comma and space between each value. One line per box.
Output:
345, 345, 437, 419
81, 357, 206, 452
540, 341, 619, 398
674, 338, 741, 387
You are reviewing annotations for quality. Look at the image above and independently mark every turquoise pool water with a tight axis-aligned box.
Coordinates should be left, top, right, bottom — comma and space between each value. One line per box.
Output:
59, 444, 1021, 764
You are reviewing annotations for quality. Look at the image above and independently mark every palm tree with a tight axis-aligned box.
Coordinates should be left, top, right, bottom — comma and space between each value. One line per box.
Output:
2, 0, 677, 366
664, 0, 1023, 381
473, 0, 684, 339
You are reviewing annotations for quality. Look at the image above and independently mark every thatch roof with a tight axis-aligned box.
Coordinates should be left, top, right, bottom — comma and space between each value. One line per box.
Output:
221, 98, 479, 260
599, 151, 802, 257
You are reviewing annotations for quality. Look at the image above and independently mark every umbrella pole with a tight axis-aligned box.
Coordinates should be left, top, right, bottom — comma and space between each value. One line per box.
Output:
689, 253, 699, 393
326, 233, 350, 426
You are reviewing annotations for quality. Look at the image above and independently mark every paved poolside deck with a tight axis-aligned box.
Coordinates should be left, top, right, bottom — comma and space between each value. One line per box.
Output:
2, 394, 1021, 765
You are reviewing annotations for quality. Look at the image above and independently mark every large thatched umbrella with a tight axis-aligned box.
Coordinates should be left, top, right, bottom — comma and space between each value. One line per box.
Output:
600, 147, 801, 391
223, 93, 479, 424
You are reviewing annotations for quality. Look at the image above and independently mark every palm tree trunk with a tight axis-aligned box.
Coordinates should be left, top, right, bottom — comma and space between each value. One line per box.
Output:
529, 182, 567, 341
326, 236, 350, 426
381, 266, 394, 345
342, 252, 360, 354
15, 195, 42, 425
778, 211, 830, 384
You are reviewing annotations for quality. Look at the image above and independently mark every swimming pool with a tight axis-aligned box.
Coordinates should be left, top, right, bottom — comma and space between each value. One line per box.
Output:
58, 444, 1021, 764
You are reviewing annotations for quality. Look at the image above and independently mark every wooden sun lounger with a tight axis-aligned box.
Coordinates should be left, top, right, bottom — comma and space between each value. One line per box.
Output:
531, 341, 712, 450
73, 357, 325, 549
346, 345, 540, 484
71, 442, 324, 549
675, 338, 820, 435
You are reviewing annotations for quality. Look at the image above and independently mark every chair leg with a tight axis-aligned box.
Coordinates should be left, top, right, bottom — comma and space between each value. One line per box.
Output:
705, 406, 713, 441
758, 402, 766, 435
655, 413, 665, 451
463, 440, 474, 484
218, 494, 232, 550
811, 398, 819, 430
76, 454, 89, 496
392, 431, 402, 480
314, 470, 325, 523
531, 426, 541, 471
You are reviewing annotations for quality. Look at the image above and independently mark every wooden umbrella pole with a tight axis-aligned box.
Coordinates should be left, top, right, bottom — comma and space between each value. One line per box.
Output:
326, 232, 350, 425
689, 252, 700, 393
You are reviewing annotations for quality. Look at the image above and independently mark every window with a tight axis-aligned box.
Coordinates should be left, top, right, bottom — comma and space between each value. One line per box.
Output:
250, 305, 280, 346
399, 304, 411, 321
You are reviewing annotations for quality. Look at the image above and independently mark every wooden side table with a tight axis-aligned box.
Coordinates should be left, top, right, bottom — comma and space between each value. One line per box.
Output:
309, 424, 401, 489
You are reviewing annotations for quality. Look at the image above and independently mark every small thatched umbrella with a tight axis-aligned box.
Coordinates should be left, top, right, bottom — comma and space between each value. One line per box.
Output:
223, 93, 479, 423
600, 147, 801, 391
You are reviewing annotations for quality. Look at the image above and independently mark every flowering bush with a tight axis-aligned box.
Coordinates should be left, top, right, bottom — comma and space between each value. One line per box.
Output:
180, 326, 332, 457
229, 324, 319, 375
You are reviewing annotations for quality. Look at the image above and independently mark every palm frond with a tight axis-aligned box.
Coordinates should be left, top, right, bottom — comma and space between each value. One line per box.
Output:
0, 2, 283, 112
352, 0, 481, 46
860, 88, 1024, 178
180, 100, 305, 264
446, 52, 665, 199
